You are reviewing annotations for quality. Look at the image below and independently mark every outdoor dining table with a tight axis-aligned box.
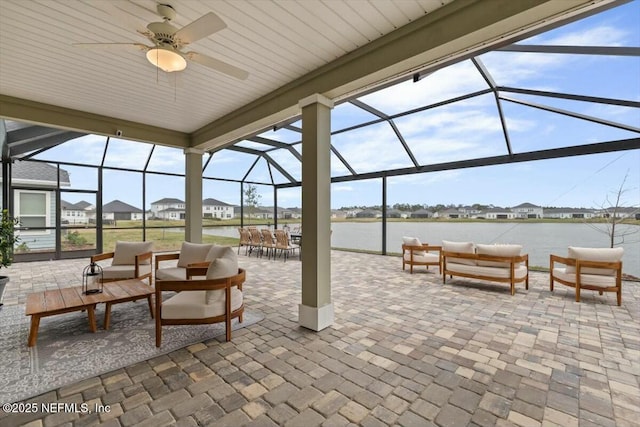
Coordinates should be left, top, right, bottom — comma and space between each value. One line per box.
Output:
289, 233, 302, 246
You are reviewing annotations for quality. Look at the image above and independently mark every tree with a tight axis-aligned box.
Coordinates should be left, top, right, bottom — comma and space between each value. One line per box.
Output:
244, 184, 261, 224
585, 172, 639, 248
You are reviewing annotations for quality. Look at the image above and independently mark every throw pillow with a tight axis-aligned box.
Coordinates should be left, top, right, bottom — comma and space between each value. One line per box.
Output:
205, 257, 239, 304
205, 244, 234, 262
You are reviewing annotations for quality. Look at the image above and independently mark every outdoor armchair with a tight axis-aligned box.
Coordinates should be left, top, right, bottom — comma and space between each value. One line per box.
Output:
91, 241, 153, 285
402, 236, 441, 274
155, 246, 244, 347
550, 246, 623, 305
155, 242, 215, 281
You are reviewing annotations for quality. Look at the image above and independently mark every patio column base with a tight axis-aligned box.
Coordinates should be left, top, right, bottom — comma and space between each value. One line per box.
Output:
299, 303, 334, 331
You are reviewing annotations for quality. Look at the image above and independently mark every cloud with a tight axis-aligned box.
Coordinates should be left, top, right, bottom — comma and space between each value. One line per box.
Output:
537, 25, 628, 46
333, 185, 354, 192
358, 60, 488, 113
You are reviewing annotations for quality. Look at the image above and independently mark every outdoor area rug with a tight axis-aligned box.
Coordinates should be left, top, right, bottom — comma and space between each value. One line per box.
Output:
0, 302, 263, 403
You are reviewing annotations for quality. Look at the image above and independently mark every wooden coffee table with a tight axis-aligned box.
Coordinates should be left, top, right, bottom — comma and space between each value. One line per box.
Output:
25, 279, 154, 347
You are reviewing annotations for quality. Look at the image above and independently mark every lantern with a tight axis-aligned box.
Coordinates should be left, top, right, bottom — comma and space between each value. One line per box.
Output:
82, 261, 103, 295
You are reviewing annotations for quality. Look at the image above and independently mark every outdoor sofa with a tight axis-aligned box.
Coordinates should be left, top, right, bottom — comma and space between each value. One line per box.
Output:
442, 240, 529, 295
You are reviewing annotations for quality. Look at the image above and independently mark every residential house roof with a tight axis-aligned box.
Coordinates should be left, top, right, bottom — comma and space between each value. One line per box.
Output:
411, 209, 432, 215
61, 200, 81, 210
74, 200, 93, 210
512, 202, 540, 208
103, 200, 143, 213
11, 161, 70, 185
151, 198, 184, 205
545, 207, 594, 214
203, 198, 233, 207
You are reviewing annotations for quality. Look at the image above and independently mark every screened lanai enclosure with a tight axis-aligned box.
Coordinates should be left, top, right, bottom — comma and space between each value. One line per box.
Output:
1, 0, 638, 264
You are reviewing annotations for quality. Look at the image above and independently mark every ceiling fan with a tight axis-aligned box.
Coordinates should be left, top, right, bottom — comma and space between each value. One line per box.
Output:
74, 3, 248, 80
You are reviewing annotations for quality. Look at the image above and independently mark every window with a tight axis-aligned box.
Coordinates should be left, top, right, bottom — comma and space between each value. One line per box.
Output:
15, 190, 51, 234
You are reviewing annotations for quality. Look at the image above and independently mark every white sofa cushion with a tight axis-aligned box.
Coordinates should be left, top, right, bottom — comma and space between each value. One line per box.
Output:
402, 236, 425, 256
112, 241, 153, 265
403, 252, 439, 264
102, 264, 152, 280
177, 242, 214, 267
443, 240, 476, 266
476, 244, 522, 267
553, 267, 618, 288
447, 263, 528, 280
565, 246, 623, 276
161, 288, 243, 319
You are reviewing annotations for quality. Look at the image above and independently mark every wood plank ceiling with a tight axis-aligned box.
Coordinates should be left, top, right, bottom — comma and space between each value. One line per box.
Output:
0, 0, 451, 133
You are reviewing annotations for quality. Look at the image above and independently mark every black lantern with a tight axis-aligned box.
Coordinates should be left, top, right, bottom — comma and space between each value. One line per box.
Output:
82, 261, 103, 295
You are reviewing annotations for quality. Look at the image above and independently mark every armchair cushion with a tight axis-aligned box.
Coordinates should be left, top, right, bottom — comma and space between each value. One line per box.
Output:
177, 242, 214, 267
161, 288, 243, 320
552, 267, 618, 288
102, 264, 152, 280
155, 267, 186, 281
476, 244, 523, 267
403, 252, 439, 264
566, 247, 624, 276
112, 241, 153, 265
442, 240, 476, 266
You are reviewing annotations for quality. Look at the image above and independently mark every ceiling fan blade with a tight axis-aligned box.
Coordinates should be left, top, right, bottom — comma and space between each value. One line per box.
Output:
175, 12, 227, 45
186, 52, 249, 80
73, 43, 150, 52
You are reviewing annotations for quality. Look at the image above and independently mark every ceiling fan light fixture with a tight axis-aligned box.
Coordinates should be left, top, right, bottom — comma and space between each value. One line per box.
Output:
146, 46, 186, 72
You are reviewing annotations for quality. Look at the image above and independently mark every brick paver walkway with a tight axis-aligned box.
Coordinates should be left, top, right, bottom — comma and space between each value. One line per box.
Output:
0, 251, 638, 426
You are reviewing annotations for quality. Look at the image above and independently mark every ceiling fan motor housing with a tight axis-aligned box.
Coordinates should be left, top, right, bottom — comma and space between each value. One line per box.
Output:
147, 21, 179, 47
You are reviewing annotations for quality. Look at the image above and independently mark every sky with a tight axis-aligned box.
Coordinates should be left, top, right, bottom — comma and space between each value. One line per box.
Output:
32, 1, 640, 211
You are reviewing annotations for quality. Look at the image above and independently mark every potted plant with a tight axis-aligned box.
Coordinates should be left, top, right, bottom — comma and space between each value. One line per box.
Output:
0, 209, 20, 307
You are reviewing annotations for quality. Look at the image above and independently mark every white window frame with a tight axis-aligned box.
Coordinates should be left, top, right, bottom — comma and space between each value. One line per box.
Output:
14, 189, 52, 236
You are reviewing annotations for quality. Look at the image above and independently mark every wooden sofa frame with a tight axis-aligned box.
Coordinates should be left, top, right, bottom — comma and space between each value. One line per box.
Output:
550, 255, 622, 305
155, 267, 246, 347
442, 251, 529, 295
402, 244, 442, 274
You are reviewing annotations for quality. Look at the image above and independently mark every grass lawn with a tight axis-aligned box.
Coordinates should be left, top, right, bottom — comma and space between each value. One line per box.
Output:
62, 227, 239, 253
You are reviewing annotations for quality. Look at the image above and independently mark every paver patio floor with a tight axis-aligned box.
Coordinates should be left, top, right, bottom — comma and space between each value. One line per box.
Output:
1, 250, 638, 426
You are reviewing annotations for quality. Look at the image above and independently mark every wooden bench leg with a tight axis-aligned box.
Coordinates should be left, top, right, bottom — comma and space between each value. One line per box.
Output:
28, 315, 41, 347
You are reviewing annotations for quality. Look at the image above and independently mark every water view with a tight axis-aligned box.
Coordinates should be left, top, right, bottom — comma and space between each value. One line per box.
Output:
205, 222, 640, 277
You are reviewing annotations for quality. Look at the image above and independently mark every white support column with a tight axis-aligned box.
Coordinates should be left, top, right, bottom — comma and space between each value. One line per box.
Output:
184, 147, 204, 243
298, 94, 334, 331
